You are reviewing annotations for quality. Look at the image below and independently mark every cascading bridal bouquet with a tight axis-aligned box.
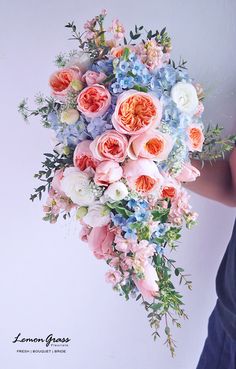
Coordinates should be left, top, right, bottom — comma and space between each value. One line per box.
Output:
19, 10, 236, 356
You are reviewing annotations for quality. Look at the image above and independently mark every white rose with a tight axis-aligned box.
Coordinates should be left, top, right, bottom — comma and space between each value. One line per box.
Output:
61, 109, 80, 125
83, 204, 110, 227
104, 182, 128, 201
66, 51, 91, 73
61, 167, 95, 206
171, 82, 199, 115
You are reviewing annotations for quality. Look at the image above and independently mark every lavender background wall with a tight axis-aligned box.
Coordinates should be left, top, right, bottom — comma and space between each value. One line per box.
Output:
0, 0, 235, 368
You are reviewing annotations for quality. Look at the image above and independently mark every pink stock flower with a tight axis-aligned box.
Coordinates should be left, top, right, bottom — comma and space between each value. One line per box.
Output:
128, 129, 173, 161
123, 158, 163, 193
79, 224, 91, 242
176, 162, 200, 182
109, 19, 125, 40
73, 140, 99, 171
112, 90, 162, 135
94, 160, 123, 186
133, 263, 159, 301
90, 130, 128, 162
135, 40, 164, 70
169, 188, 191, 225
87, 225, 115, 259
82, 70, 107, 86
77, 84, 111, 118
105, 270, 122, 286
49, 67, 82, 98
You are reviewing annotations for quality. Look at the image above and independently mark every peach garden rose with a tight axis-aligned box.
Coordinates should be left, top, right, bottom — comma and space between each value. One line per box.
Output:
49, 66, 82, 98
89, 130, 128, 162
112, 90, 162, 135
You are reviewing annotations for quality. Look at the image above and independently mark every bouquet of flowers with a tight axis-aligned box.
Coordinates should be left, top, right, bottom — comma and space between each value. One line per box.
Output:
19, 10, 236, 355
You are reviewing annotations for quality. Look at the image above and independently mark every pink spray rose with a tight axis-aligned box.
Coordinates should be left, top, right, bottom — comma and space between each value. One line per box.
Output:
77, 84, 111, 118
133, 263, 159, 301
176, 162, 200, 182
112, 90, 162, 135
94, 160, 123, 186
90, 130, 128, 162
82, 70, 107, 86
73, 140, 99, 171
123, 158, 163, 193
49, 67, 82, 98
128, 129, 173, 161
87, 225, 115, 259
51, 168, 64, 195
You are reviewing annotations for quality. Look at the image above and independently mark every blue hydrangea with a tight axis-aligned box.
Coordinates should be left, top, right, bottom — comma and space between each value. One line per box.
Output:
92, 59, 114, 75
87, 117, 112, 139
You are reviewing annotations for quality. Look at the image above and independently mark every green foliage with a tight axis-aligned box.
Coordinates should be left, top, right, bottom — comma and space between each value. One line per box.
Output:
30, 150, 73, 202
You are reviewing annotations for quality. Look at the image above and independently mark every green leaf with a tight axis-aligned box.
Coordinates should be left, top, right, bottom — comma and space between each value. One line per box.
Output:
151, 207, 170, 222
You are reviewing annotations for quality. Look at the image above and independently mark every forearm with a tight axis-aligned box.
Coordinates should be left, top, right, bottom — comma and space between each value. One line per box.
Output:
185, 147, 236, 207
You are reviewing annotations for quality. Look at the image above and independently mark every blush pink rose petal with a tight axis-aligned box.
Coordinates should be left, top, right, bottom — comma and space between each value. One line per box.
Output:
87, 225, 115, 260
77, 84, 111, 118
133, 263, 159, 301
176, 162, 200, 182
82, 70, 107, 86
90, 130, 128, 162
51, 168, 65, 195
94, 160, 123, 186
128, 129, 173, 161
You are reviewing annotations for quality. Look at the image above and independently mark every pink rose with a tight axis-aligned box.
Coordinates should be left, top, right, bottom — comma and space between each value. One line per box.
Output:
77, 84, 111, 118
87, 225, 115, 259
123, 158, 163, 193
105, 270, 122, 286
82, 70, 107, 86
176, 162, 200, 182
49, 67, 82, 98
90, 130, 128, 162
51, 169, 64, 195
94, 160, 123, 186
73, 140, 99, 171
112, 90, 162, 135
133, 263, 159, 301
128, 129, 173, 161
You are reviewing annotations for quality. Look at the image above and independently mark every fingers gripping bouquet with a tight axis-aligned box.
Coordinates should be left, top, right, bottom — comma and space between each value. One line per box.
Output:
19, 10, 236, 356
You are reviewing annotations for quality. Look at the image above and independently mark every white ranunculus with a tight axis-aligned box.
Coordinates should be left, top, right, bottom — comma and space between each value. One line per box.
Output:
83, 204, 111, 227
171, 82, 199, 115
61, 167, 95, 206
66, 51, 91, 73
104, 182, 128, 202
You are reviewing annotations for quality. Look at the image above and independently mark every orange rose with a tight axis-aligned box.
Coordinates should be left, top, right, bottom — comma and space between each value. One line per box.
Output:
112, 90, 162, 135
187, 124, 204, 152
